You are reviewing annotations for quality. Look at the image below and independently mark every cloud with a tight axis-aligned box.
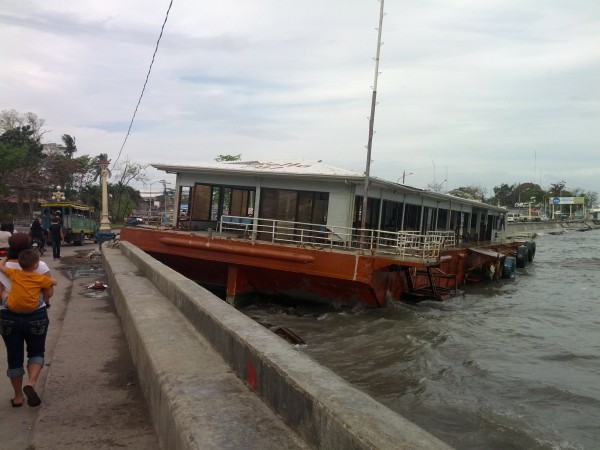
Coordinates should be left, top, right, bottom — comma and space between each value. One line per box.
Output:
1, 0, 599, 194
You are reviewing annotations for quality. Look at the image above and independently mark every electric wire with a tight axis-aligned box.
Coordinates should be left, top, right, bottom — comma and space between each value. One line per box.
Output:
111, 0, 174, 171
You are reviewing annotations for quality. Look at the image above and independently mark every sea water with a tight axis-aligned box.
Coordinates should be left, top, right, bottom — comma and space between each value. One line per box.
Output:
240, 229, 600, 449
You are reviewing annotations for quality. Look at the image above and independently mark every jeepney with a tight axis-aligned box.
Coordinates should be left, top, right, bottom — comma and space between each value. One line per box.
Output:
40, 202, 98, 245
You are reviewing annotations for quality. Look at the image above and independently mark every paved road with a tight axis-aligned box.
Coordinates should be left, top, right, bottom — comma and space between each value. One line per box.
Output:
0, 241, 159, 449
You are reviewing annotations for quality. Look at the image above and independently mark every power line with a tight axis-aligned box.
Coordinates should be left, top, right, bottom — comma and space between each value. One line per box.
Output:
111, 0, 174, 171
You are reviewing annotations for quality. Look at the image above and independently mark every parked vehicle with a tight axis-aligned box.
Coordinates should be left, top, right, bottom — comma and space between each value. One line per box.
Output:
40, 202, 98, 245
554, 212, 568, 221
506, 212, 521, 223
125, 216, 144, 226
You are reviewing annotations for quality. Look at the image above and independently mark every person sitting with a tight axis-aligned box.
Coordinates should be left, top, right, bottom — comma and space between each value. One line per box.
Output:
29, 218, 46, 251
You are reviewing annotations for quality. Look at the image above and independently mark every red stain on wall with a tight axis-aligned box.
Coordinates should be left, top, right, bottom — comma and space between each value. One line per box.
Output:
247, 360, 258, 391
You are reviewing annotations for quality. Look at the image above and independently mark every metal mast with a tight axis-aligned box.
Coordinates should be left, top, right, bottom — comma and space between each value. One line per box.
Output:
360, 0, 385, 232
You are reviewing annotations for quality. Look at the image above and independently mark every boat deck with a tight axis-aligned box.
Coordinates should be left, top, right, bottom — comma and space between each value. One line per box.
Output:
118, 215, 531, 307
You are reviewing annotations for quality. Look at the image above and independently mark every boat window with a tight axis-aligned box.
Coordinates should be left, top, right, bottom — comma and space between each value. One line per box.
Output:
403, 204, 420, 231
230, 189, 250, 216
277, 190, 297, 220
353, 196, 380, 229
211, 186, 221, 220
260, 188, 327, 224
296, 192, 314, 223
191, 184, 212, 221
437, 209, 448, 230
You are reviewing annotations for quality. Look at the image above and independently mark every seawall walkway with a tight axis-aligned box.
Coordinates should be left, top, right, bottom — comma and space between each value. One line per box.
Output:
103, 241, 452, 449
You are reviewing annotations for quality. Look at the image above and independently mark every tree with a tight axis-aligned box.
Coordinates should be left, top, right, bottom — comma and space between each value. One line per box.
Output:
0, 109, 47, 141
490, 183, 516, 207
0, 141, 27, 197
70, 155, 96, 201
548, 180, 567, 197
584, 190, 598, 208
79, 184, 101, 211
90, 153, 111, 182
111, 158, 148, 220
570, 187, 598, 209
427, 181, 447, 193
0, 126, 46, 216
61, 134, 77, 158
448, 185, 488, 202
41, 142, 86, 197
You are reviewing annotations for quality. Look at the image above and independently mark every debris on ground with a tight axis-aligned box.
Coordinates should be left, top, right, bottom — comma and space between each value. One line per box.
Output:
271, 326, 305, 346
88, 281, 108, 290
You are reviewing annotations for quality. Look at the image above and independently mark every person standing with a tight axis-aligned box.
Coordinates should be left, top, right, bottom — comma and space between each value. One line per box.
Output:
48, 216, 64, 260
0, 233, 53, 407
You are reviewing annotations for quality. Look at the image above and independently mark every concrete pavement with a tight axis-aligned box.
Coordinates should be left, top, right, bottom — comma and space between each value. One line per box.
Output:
1, 236, 452, 449
0, 241, 159, 449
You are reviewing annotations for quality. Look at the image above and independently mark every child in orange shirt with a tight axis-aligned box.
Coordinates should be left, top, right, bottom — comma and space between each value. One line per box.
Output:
0, 250, 56, 312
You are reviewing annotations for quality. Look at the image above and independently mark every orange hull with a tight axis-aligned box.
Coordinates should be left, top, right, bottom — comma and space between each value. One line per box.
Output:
119, 228, 522, 306
120, 227, 443, 307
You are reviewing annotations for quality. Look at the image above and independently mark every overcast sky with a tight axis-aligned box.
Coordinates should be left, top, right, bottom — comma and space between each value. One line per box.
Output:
2, 0, 599, 195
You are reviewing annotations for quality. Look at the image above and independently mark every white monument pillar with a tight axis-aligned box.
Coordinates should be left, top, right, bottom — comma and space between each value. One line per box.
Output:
99, 159, 111, 231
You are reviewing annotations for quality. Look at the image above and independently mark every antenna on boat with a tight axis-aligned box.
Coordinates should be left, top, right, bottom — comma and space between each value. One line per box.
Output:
361, 0, 386, 234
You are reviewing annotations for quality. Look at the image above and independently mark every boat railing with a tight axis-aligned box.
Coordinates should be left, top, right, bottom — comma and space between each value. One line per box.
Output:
219, 215, 447, 260
426, 230, 456, 247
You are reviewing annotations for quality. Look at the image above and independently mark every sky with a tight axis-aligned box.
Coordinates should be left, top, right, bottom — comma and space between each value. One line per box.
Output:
1, 0, 599, 195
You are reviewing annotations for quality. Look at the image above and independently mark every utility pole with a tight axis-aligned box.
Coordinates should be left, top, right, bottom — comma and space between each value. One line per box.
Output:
361, 0, 385, 236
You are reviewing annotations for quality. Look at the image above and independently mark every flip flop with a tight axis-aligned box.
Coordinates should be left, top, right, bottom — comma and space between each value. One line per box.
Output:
23, 385, 41, 407
10, 398, 23, 407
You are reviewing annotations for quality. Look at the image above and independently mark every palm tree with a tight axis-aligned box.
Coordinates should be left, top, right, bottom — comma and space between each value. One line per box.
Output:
91, 153, 111, 182
61, 134, 77, 158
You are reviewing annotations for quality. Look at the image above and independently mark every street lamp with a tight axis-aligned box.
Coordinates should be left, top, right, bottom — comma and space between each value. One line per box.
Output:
51, 186, 66, 202
398, 170, 413, 184
147, 180, 165, 220
159, 179, 173, 216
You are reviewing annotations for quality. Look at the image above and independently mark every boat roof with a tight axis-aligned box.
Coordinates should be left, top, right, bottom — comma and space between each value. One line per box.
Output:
154, 160, 364, 179
153, 160, 507, 212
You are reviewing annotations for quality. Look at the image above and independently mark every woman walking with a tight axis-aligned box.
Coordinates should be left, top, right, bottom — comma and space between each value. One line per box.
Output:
48, 216, 64, 260
0, 233, 53, 407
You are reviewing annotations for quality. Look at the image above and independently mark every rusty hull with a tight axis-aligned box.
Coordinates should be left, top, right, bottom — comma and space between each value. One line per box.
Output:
119, 227, 441, 307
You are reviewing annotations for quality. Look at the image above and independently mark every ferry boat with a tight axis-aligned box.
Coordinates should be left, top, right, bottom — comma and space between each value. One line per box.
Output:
119, 160, 532, 307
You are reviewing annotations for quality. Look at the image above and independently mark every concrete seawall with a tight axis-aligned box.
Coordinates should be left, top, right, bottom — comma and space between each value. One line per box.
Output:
103, 241, 452, 449
500, 220, 598, 238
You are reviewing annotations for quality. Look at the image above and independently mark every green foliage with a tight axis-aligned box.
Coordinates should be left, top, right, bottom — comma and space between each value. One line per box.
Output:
0, 125, 47, 216
0, 126, 44, 161
61, 134, 77, 158
548, 181, 567, 196
91, 153, 111, 182
0, 142, 27, 174
0, 142, 26, 195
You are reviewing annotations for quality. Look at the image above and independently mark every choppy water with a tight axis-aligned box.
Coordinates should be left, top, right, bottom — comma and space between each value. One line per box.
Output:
240, 230, 600, 449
